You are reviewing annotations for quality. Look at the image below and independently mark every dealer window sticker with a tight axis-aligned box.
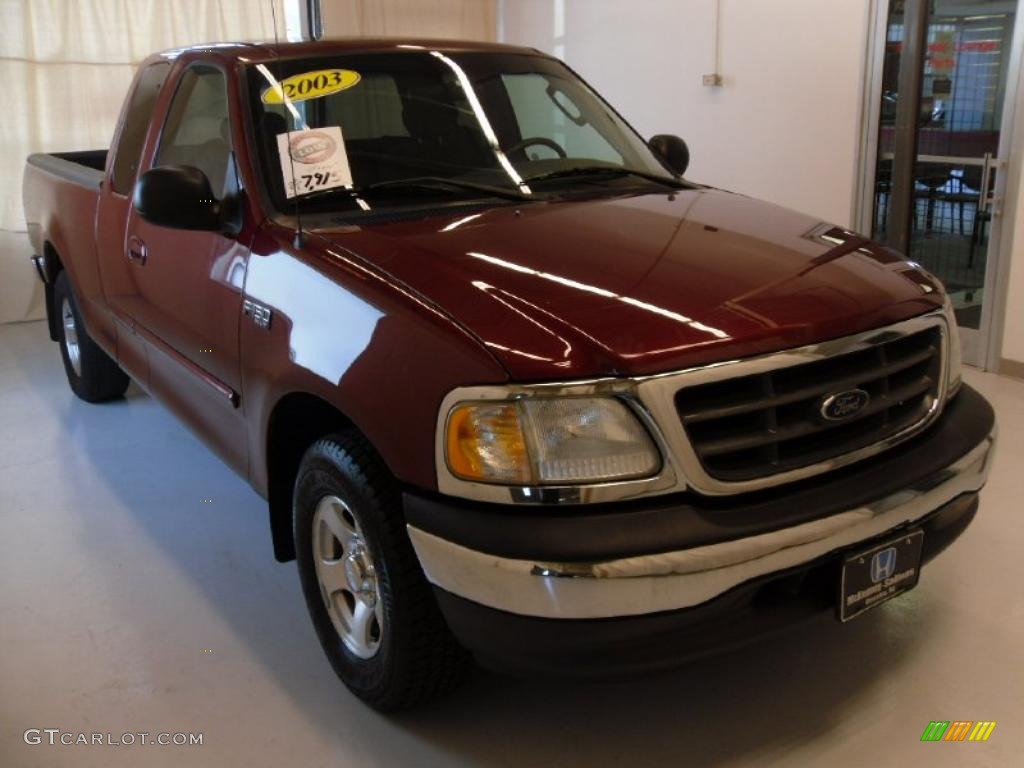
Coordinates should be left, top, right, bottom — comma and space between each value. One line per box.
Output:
277, 126, 353, 198
262, 69, 361, 104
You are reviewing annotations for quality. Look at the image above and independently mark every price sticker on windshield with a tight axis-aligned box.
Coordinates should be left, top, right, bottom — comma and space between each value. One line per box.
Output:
276, 127, 353, 199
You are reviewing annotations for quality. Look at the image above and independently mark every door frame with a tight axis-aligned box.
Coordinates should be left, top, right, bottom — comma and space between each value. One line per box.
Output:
985, 5, 1024, 372
853, 0, 891, 239
853, 0, 1024, 371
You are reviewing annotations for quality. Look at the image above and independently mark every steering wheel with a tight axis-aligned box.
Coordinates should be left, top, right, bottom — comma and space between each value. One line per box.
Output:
507, 136, 567, 159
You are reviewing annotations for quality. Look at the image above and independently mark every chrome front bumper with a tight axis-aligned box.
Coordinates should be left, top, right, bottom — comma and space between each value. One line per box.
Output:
408, 428, 995, 620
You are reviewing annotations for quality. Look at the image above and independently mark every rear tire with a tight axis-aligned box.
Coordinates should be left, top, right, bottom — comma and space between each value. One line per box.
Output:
293, 432, 470, 711
54, 271, 129, 403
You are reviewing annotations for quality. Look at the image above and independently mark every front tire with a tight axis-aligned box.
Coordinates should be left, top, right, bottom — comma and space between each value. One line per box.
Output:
293, 433, 469, 711
54, 271, 129, 402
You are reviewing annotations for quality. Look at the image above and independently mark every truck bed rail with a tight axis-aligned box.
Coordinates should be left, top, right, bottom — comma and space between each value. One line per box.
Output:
26, 150, 107, 189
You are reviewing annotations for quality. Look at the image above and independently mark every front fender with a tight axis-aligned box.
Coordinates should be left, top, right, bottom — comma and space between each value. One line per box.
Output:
242, 225, 509, 494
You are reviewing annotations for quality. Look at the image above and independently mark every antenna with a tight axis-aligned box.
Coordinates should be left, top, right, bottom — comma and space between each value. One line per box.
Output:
270, 0, 306, 247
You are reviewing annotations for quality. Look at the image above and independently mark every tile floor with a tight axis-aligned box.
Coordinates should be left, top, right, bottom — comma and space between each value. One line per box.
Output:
1, 319, 1022, 768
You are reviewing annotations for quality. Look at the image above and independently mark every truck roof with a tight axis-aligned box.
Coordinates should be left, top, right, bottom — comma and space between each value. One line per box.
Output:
152, 38, 544, 66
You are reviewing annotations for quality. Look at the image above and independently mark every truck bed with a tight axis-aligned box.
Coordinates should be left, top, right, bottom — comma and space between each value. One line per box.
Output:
23, 149, 111, 346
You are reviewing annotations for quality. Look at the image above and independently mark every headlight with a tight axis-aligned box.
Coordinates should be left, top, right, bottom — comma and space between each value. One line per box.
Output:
445, 397, 661, 485
942, 294, 963, 398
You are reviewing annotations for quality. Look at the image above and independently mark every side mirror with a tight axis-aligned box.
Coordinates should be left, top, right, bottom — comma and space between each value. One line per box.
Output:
649, 134, 690, 177
134, 166, 222, 231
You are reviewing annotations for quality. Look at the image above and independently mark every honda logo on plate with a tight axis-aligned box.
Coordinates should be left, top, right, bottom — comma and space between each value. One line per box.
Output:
870, 547, 898, 583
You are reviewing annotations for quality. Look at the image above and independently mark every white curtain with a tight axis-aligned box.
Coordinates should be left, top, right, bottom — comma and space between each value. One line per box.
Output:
321, 0, 496, 41
0, 0, 282, 323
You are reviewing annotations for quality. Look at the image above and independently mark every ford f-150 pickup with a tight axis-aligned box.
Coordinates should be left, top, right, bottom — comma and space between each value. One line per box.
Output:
23, 39, 996, 712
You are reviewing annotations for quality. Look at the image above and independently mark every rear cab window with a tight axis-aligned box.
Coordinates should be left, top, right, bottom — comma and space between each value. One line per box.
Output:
111, 62, 171, 194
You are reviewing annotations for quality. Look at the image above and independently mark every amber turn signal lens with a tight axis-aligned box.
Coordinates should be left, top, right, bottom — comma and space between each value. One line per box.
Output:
446, 403, 530, 483
445, 397, 661, 486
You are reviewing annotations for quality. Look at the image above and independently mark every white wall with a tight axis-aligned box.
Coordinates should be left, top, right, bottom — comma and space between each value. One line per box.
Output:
500, 0, 871, 227
1001, 158, 1024, 365
992, 7, 1024, 368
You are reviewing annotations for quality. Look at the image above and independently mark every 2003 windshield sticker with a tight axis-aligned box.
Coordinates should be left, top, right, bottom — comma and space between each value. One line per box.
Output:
261, 69, 361, 104
277, 127, 353, 198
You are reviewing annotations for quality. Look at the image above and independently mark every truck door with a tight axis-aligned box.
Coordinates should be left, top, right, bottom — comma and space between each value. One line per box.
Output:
123, 62, 250, 474
96, 60, 172, 384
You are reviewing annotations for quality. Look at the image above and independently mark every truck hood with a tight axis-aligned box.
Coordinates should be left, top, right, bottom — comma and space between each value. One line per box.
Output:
313, 187, 943, 380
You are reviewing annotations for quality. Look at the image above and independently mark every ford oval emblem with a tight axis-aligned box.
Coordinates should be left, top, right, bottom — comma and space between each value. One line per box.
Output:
820, 388, 870, 421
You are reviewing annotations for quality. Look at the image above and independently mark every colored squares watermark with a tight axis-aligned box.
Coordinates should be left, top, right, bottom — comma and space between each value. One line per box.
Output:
920, 721, 996, 742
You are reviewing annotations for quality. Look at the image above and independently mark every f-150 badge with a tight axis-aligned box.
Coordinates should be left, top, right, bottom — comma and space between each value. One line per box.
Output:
243, 298, 272, 330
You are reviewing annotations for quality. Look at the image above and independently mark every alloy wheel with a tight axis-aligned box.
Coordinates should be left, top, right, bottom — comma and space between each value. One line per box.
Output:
311, 495, 384, 659
61, 298, 82, 377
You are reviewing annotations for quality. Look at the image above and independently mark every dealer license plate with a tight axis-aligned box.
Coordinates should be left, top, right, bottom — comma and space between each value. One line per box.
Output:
839, 530, 924, 622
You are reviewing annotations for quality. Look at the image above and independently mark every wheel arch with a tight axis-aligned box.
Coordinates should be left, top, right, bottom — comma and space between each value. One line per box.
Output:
265, 390, 383, 562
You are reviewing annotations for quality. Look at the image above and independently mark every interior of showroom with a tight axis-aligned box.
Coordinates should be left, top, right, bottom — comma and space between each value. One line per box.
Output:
1, 1, 1022, 766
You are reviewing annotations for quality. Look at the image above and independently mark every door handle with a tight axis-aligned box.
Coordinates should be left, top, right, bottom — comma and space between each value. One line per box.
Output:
127, 236, 148, 265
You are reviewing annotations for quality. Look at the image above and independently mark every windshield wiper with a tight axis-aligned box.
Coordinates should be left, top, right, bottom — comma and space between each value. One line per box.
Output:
293, 176, 529, 204
523, 166, 686, 189
361, 176, 529, 201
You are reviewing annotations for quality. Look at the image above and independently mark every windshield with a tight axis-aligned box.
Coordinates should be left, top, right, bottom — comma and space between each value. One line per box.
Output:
246, 50, 677, 214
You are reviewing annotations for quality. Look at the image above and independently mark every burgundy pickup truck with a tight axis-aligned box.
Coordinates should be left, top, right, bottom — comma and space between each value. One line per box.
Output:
23, 39, 996, 711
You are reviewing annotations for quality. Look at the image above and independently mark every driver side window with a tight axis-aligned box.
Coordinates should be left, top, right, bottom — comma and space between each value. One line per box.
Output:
501, 74, 622, 164
156, 65, 234, 199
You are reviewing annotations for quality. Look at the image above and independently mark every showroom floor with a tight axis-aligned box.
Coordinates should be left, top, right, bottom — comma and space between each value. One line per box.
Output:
1, 318, 1022, 768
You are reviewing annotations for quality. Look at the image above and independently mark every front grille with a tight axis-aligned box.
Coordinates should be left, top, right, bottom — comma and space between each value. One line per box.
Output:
675, 326, 943, 482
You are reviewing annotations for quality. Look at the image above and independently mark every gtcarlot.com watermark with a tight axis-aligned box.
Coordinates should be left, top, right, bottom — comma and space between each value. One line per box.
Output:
24, 729, 203, 747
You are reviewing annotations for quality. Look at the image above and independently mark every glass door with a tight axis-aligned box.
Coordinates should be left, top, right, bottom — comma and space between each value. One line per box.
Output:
871, 0, 1019, 366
